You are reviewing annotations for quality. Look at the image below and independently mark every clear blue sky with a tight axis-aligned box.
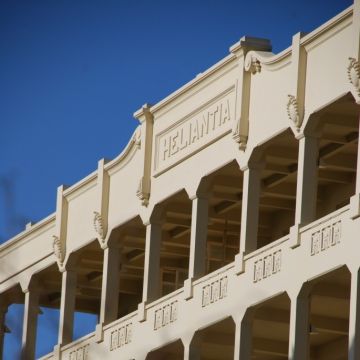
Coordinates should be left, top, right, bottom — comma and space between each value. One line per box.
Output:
0, 0, 353, 358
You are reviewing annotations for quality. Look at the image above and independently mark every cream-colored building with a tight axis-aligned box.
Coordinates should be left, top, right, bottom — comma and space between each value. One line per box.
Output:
2, 2, 360, 359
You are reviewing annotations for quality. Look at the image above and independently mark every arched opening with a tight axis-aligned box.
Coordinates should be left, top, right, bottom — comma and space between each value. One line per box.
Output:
192, 317, 235, 359
310, 95, 359, 220
204, 160, 242, 274
109, 215, 146, 317
158, 190, 192, 296
256, 129, 298, 248
146, 339, 184, 360
70, 240, 103, 341
308, 266, 350, 359
249, 293, 290, 359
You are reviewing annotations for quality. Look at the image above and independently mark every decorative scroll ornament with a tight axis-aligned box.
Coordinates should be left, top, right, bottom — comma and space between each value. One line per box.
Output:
244, 53, 261, 74
93, 211, 106, 243
347, 57, 360, 96
232, 120, 247, 151
136, 177, 150, 207
134, 127, 141, 149
52, 235, 65, 265
286, 95, 303, 131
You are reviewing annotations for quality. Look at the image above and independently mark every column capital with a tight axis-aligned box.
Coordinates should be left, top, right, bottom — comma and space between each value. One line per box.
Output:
20, 277, 40, 294
60, 252, 79, 273
143, 205, 165, 226
189, 192, 210, 201
240, 159, 265, 172
295, 130, 321, 141
287, 280, 312, 300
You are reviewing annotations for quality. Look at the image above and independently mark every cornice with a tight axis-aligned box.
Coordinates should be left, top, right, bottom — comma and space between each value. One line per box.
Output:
301, 5, 352, 47
149, 53, 237, 116
105, 126, 141, 174
0, 213, 56, 255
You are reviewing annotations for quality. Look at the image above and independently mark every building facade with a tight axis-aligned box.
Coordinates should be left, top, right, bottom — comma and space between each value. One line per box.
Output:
2, 2, 360, 359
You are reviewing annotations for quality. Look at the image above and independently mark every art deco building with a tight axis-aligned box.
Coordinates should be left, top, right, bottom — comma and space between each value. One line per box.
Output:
2, 2, 360, 359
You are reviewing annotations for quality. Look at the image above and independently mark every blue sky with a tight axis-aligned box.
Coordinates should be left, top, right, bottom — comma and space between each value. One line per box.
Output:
0, 0, 353, 358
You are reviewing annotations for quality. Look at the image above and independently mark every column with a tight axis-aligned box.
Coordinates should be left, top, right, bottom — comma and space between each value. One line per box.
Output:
21, 287, 39, 360
239, 164, 262, 255
349, 267, 360, 360
188, 195, 208, 280
288, 287, 310, 360
99, 244, 120, 325
294, 135, 318, 226
142, 220, 162, 303
57, 269, 77, 346
234, 313, 253, 360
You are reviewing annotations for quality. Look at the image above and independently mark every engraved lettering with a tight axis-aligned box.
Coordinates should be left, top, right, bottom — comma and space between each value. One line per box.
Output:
199, 114, 209, 137
179, 127, 188, 150
162, 137, 170, 161
170, 132, 179, 156
221, 100, 231, 124
156, 91, 234, 173
190, 121, 199, 144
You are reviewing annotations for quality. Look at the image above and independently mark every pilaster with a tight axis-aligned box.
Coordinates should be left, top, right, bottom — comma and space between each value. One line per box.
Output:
134, 104, 154, 207
54, 185, 69, 269
287, 32, 306, 134
230, 37, 272, 151
354, 0, 360, 61
94, 158, 110, 248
